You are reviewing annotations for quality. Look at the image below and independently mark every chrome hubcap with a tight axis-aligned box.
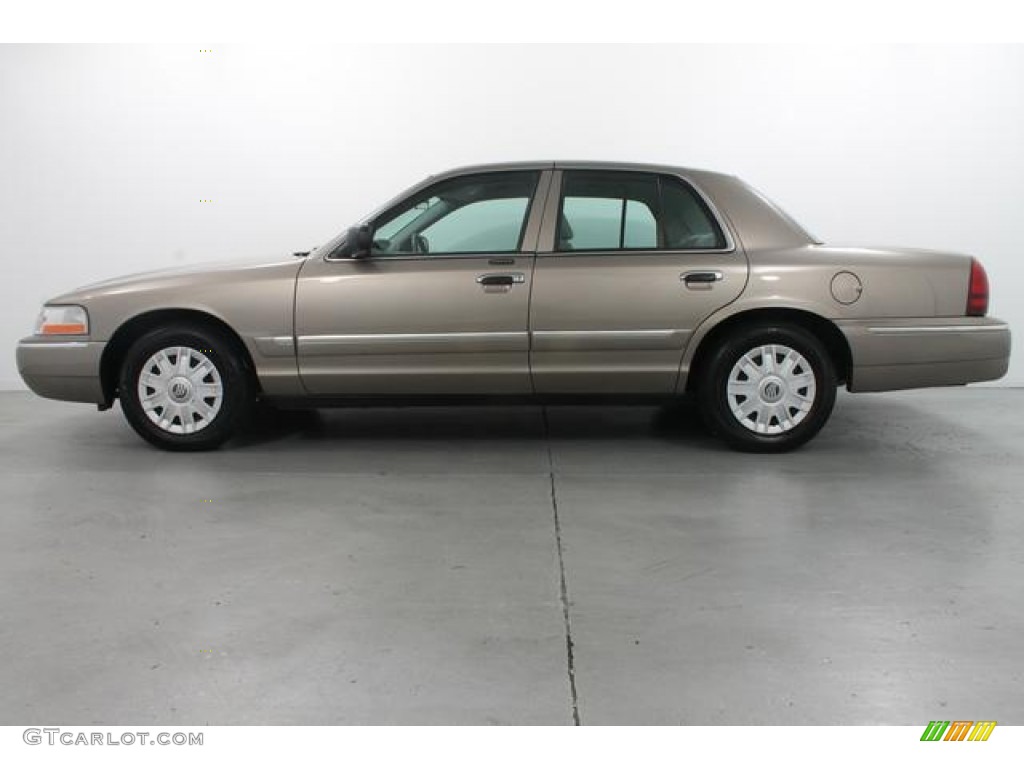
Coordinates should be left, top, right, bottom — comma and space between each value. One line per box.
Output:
726, 344, 817, 435
137, 346, 223, 435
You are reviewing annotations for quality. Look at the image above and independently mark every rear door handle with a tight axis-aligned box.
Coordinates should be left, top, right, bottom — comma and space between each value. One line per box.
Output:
681, 270, 724, 285
476, 273, 525, 286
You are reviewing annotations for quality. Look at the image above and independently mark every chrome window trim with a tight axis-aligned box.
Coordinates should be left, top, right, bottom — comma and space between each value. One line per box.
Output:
325, 252, 534, 264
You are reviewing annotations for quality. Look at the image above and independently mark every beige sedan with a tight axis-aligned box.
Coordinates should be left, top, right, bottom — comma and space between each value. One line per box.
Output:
16, 162, 1011, 451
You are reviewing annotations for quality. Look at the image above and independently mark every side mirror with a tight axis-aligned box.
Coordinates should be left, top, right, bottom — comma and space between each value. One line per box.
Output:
346, 225, 372, 258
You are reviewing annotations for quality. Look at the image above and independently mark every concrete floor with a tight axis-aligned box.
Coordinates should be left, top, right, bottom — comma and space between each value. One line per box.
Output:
0, 388, 1022, 725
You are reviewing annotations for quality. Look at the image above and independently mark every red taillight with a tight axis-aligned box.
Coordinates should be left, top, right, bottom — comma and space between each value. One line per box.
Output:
967, 258, 989, 316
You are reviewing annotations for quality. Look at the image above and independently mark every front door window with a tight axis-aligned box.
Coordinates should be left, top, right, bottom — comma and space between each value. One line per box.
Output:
370, 172, 539, 256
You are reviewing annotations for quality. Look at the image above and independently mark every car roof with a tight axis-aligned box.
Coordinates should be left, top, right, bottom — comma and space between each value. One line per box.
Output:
438, 160, 736, 182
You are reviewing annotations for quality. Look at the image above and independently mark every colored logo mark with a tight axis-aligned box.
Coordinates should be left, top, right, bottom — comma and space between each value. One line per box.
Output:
920, 720, 996, 741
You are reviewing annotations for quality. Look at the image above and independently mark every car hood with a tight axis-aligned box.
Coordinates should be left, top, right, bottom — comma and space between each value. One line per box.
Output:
51, 255, 305, 303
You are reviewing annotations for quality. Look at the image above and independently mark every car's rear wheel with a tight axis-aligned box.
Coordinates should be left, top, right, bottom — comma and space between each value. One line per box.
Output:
118, 324, 254, 451
698, 323, 836, 452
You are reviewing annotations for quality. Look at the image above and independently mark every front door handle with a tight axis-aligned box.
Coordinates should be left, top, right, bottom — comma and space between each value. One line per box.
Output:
681, 270, 724, 286
476, 273, 525, 286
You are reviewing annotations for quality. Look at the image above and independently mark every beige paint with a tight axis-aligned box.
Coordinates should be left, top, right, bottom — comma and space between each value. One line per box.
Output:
16, 162, 1011, 406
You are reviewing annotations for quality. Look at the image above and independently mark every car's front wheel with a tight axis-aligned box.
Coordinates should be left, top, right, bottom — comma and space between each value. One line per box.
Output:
118, 324, 254, 451
698, 324, 837, 452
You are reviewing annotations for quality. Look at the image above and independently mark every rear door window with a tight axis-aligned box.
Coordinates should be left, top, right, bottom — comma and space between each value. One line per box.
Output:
556, 171, 726, 251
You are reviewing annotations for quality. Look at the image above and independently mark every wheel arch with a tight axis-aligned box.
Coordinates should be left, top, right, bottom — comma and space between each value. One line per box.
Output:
681, 307, 852, 393
100, 308, 259, 404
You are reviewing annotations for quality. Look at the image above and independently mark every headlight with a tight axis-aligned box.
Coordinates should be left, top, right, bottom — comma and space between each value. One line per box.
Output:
35, 305, 89, 336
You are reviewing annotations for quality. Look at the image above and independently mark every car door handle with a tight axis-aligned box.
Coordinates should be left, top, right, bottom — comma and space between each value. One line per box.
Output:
476, 273, 525, 286
681, 270, 724, 285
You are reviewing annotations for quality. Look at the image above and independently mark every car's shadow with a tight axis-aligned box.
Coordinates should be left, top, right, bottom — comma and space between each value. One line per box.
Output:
224, 391, 1013, 470
39, 389, 1005, 469
229, 399, 718, 449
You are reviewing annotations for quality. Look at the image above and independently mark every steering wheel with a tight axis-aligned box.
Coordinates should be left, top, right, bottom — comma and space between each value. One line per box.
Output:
411, 233, 430, 254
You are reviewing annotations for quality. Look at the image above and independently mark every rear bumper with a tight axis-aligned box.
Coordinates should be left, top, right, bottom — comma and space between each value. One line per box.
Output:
16, 338, 107, 404
839, 317, 1011, 392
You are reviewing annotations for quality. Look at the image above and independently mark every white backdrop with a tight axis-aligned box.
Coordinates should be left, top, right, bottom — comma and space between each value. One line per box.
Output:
1, 44, 1021, 388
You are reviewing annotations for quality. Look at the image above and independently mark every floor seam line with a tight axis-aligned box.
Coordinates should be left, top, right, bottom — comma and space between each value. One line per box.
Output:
542, 405, 581, 726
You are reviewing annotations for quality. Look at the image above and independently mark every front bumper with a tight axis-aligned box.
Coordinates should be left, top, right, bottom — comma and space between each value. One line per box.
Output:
839, 317, 1011, 392
16, 337, 107, 404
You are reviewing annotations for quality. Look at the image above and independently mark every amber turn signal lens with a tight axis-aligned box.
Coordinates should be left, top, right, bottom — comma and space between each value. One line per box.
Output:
35, 305, 89, 336
40, 323, 87, 335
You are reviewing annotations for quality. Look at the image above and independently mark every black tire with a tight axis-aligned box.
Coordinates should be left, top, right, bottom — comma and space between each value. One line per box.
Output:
118, 324, 255, 451
697, 323, 837, 453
